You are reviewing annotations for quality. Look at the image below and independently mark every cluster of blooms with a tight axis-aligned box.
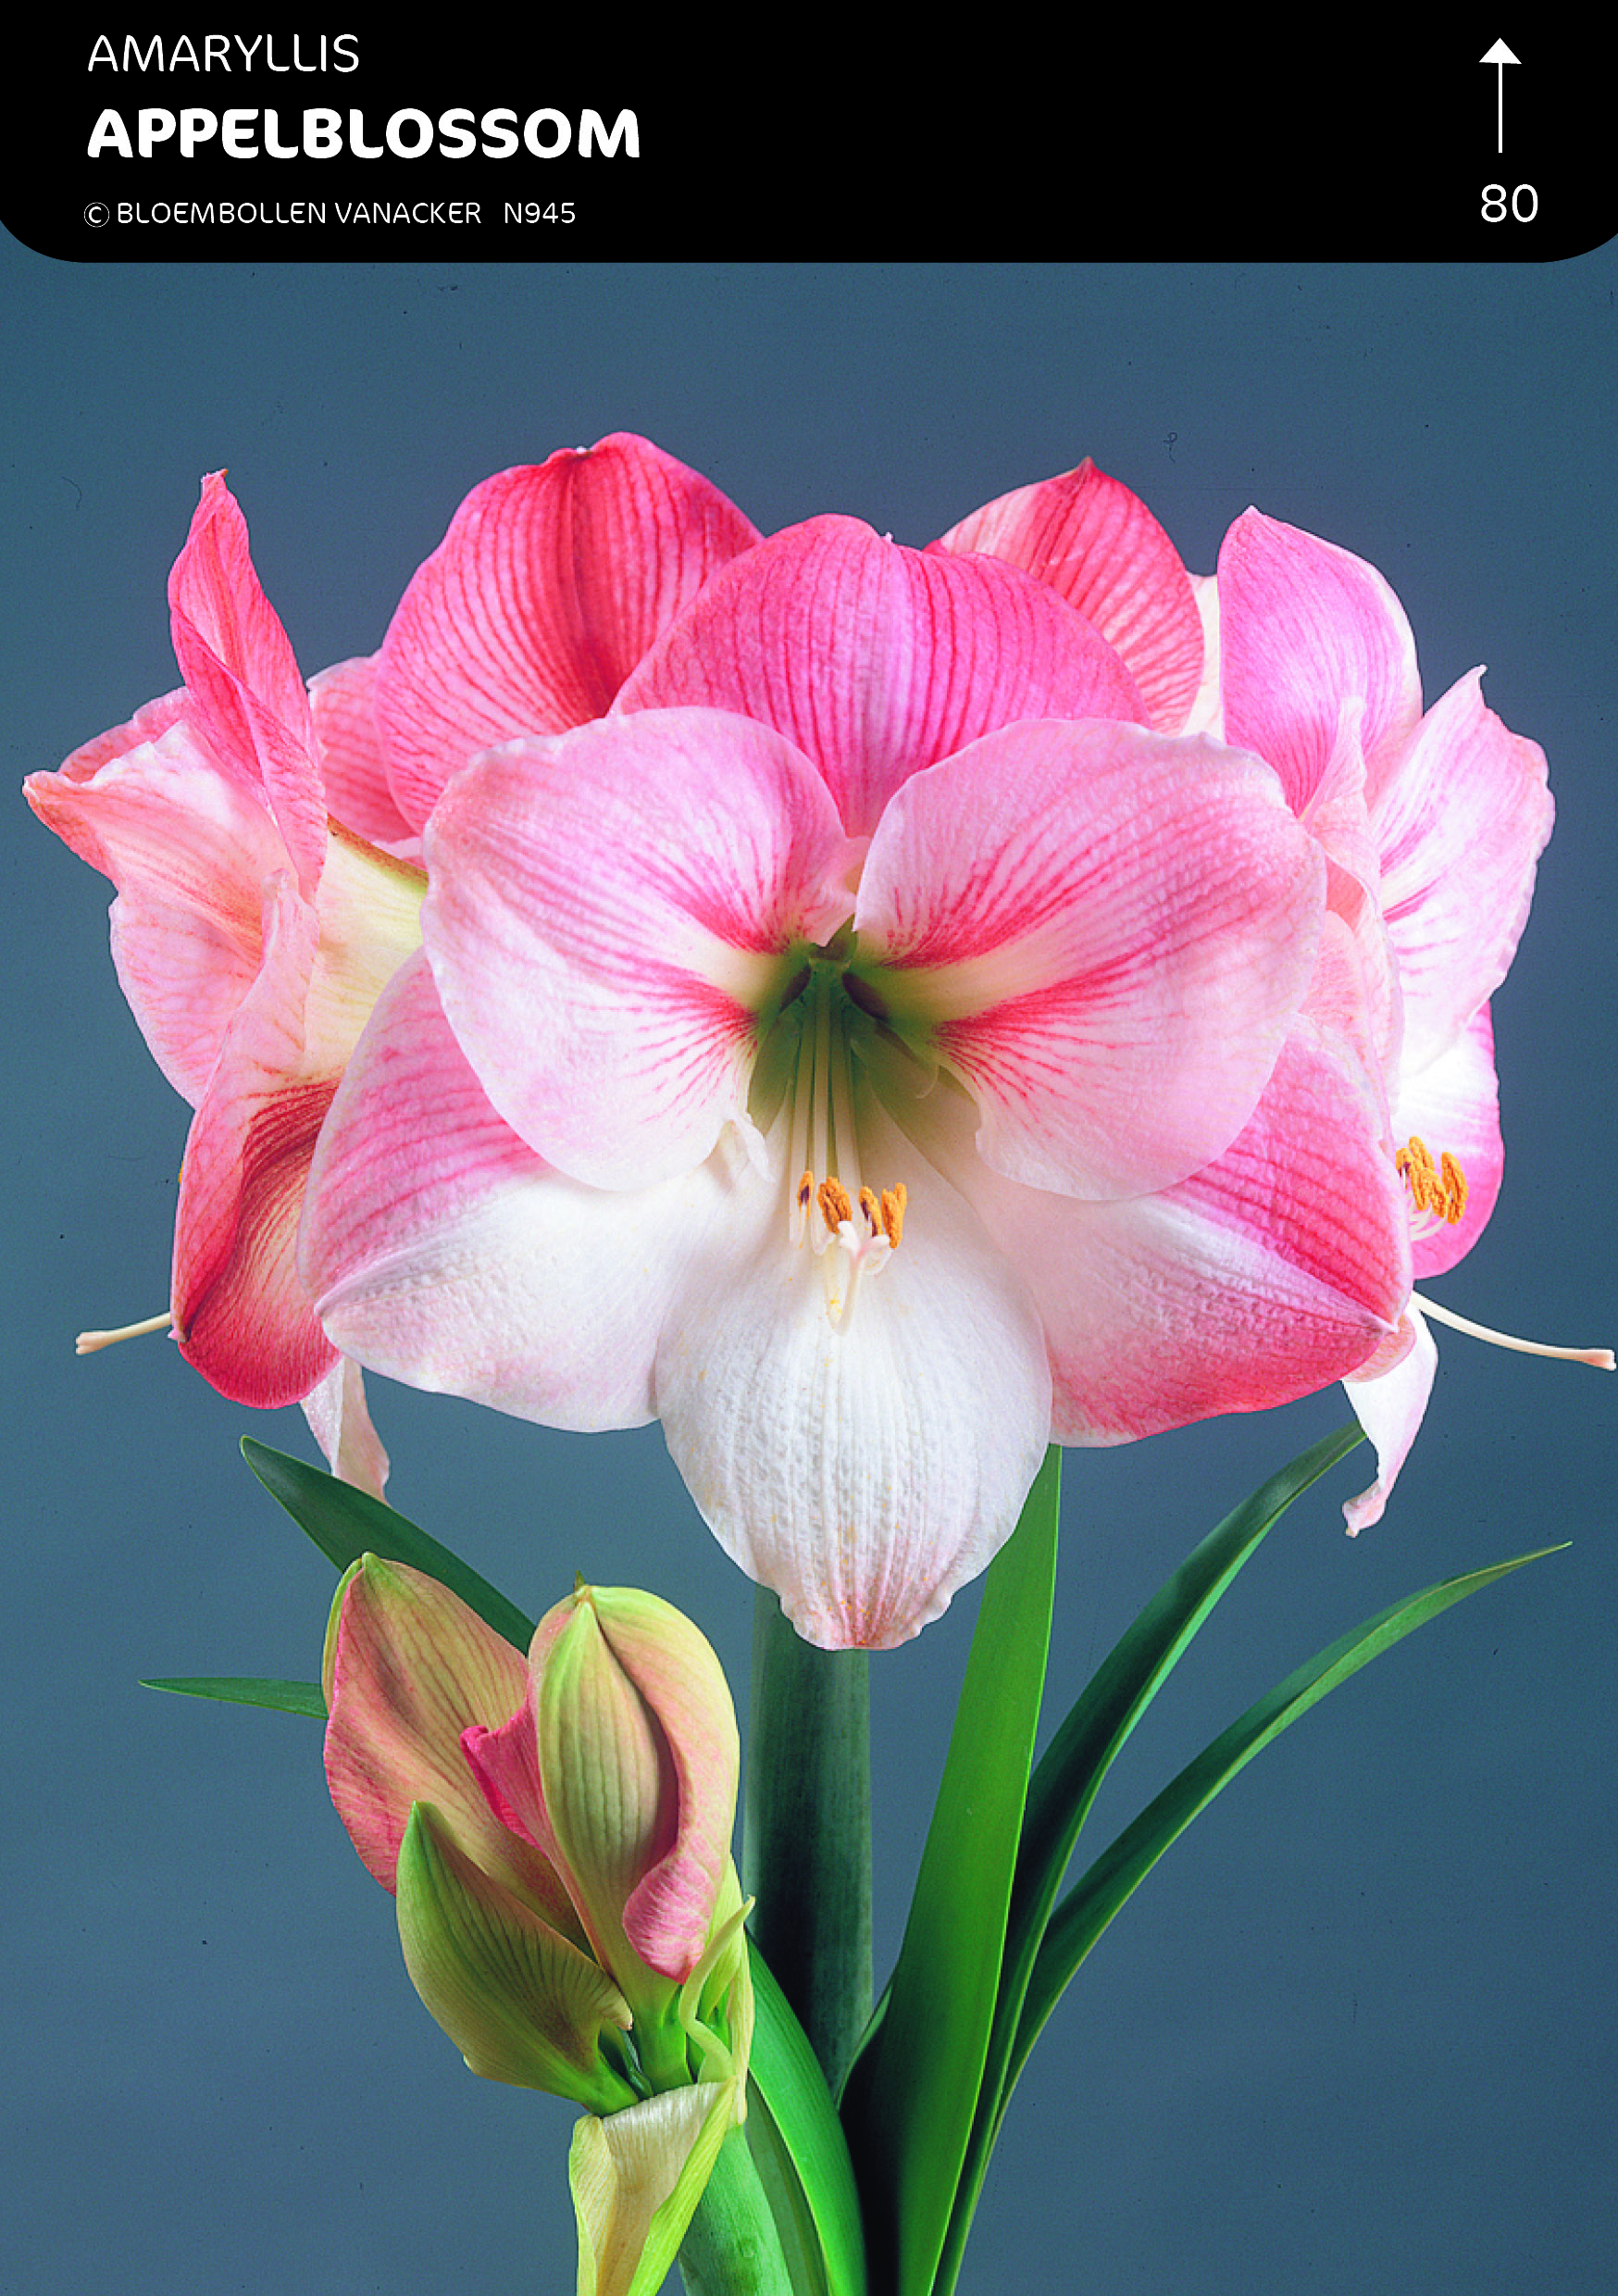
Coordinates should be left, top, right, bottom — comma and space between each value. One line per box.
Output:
31, 435, 1589, 1649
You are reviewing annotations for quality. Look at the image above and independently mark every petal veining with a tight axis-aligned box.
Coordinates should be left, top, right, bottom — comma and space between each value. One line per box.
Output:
854, 719, 1325, 1198
617, 515, 1147, 837
423, 710, 859, 1190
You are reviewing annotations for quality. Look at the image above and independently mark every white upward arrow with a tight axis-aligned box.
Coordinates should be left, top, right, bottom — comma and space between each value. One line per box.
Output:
1481, 39, 1520, 156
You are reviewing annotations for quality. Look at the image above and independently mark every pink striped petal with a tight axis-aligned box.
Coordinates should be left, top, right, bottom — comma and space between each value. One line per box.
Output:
25, 716, 284, 1104
931, 458, 1204, 732
1373, 669, 1552, 1077
309, 654, 419, 853
951, 1018, 1411, 1443
168, 473, 327, 894
52, 688, 189, 782
171, 875, 338, 1406
1218, 510, 1424, 818
853, 720, 1324, 1198
617, 516, 1147, 836
1342, 1308, 1438, 1533
375, 436, 761, 830
1393, 1004, 1503, 1279
302, 951, 708, 1429
422, 711, 859, 1189
656, 1101, 1052, 1651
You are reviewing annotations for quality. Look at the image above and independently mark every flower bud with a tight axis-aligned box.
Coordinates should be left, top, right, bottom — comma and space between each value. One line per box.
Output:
521, 1584, 741, 2086
321, 1559, 751, 2124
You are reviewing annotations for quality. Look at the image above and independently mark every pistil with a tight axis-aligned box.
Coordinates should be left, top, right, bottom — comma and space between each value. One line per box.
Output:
1413, 1292, 1614, 1369
75, 1310, 174, 1354
779, 964, 907, 1329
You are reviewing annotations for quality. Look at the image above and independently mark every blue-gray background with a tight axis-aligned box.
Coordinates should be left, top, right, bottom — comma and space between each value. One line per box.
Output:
4, 254, 1614, 2295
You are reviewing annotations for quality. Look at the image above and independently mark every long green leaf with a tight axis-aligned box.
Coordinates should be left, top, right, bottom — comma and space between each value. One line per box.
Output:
747, 1948, 867, 2296
839, 1447, 1060, 2296
933, 1423, 1363, 2292
1010, 1540, 1569, 2094
142, 1675, 326, 1718
241, 1439, 535, 1652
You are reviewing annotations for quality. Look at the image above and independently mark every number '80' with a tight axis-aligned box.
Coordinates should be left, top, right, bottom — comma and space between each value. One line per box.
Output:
1482, 184, 1537, 221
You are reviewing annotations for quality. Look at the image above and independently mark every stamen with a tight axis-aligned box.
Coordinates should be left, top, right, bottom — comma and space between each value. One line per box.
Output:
75, 1310, 174, 1355
879, 1183, 907, 1248
818, 1176, 853, 1233
1397, 1136, 1468, 1225
1413, 1291, 1615, 1369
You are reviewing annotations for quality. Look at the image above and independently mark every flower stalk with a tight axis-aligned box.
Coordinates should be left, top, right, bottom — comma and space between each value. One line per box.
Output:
677, 2127, 796, 2296
743, 1588, 873, 2099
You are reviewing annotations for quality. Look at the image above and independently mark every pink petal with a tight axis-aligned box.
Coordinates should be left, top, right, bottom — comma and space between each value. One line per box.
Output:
853, 720, 1325, 1198
1373, 669, 1552, 1077
422, 710, 859, 1189
1342, 1308, 1439, 1532
1217, 510, 1424, 818
461, 1705, 565, 1871
25, 716, 285, 1104
374, 435, 761, 831
952, 1017, 1411, 1443
171, 875, 338, 1406
1393, 1004, 1503, 1279
168, 473, 327, 894
617, 516, 1147, 837
309, 655, 419, 853
931, 458, 1204, 732
53, 687, 190, 782
301, 951, 704, 1429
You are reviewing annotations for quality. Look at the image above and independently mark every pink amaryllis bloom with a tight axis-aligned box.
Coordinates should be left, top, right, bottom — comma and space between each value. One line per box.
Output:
1202, 506, 1609, 1525
27, 439, 760, 1477
302, 517, 1413, 1648
27, 473, 421, 1487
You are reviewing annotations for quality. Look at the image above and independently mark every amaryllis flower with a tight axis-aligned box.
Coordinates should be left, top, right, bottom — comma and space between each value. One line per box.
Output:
1201, 506, 1609, 1525
27, 438, 760, 1478
27, 473, 421, 1487
302, 518, 1413, 1647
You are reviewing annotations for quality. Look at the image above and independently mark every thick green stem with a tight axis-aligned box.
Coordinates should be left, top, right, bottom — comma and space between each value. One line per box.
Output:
678, 2126, 794, 2296
742, 1588, 873, 2100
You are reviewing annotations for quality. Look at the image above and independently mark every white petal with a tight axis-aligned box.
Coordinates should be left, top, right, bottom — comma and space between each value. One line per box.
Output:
655, 1100, 1052, 1650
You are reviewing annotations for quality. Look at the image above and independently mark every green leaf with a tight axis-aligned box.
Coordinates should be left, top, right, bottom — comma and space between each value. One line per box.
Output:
933, 1423, 1363, 2290
746, 1948, 867, 2296
141, 1675, 326, 1718
241, 1439, 535, 1653
839, 1447, 1060, 2296
1011, 1538, 1570, 2093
